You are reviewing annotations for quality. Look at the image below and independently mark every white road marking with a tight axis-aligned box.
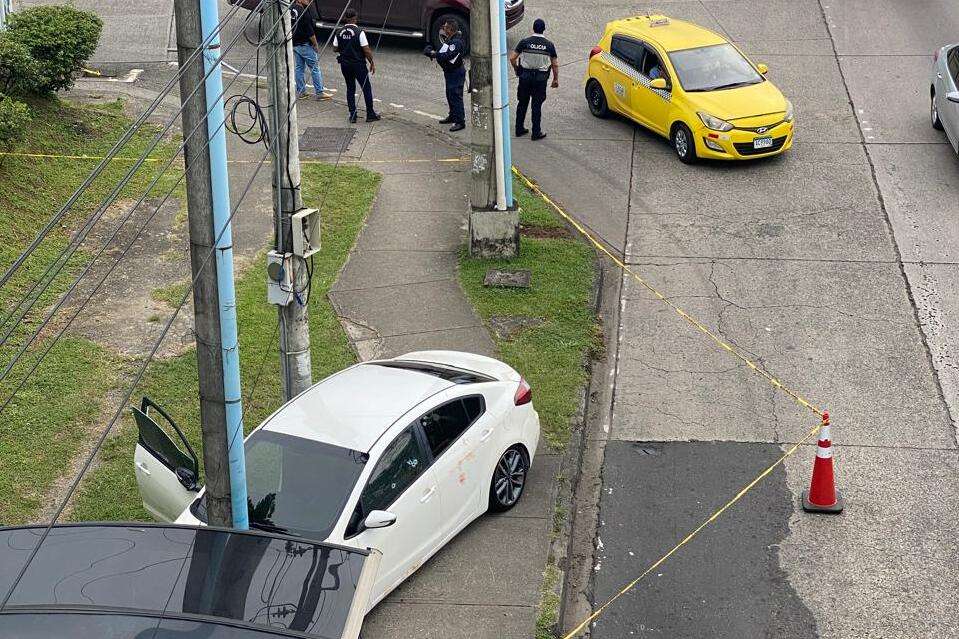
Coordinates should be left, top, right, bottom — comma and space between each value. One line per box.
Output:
413, 110, 444, 120
389, 103, 405, 109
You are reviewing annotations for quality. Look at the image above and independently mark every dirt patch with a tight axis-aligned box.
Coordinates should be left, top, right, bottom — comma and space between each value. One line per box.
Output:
521, 224, 571, 239
488, 314, 545, 341
59, 196, 198, 359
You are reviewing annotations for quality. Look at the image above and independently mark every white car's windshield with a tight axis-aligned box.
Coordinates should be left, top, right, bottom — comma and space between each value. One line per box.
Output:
193, 430, 367, 540
668, 43, 763, 92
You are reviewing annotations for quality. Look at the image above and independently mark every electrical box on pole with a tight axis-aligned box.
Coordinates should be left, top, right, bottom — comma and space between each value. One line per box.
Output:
266, 251, 294, 306
292, 208, 320, 258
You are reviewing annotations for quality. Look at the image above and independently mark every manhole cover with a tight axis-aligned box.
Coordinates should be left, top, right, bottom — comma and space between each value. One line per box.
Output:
299, 126, 355, 153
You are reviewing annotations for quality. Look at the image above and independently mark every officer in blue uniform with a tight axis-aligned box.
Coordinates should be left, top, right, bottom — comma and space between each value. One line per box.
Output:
424, 20, 467, 132
334, 8, 380, 123
510, 18, 559, 140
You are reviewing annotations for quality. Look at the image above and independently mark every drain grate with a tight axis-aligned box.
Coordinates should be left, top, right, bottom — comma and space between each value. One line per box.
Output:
299, 126, 355, 153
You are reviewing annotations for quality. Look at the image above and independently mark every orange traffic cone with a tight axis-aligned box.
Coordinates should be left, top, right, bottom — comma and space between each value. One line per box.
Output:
802, 411, 844, 513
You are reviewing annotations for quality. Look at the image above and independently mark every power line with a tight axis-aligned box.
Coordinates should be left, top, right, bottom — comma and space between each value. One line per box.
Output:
0, 3, 292, 356
0, 0, 395, 604
0, 8, 302, 407
0, 0, 245, 294
0, 97, 282, 611
0, 3, 267, 346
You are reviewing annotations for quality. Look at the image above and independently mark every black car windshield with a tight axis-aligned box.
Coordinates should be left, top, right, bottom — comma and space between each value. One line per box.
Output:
192, 430, 367, 540
668, 43, 763, 92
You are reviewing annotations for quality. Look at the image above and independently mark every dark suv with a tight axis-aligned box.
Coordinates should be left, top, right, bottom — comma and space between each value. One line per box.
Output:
232, 0, 525, 49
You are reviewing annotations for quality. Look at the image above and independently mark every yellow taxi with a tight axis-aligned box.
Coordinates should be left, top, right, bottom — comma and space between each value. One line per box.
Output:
584, 15, 794, 162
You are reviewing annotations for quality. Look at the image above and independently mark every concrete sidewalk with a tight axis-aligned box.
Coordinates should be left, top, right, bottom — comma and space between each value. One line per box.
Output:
294, 102, 557, 638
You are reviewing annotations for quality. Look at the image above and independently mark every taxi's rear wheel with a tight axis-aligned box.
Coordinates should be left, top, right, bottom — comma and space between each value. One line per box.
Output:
586, 79, 609, 118
672, 122, 697, 164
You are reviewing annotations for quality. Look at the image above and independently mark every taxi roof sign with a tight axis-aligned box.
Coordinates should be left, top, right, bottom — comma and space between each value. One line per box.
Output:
648, 15, 670, 26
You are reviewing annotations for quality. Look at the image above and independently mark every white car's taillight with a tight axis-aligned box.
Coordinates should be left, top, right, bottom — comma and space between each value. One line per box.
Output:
514, 378, 532, 406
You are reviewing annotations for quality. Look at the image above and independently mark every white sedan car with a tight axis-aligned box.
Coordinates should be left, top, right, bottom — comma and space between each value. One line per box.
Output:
931, 42, 959, 152
132, 351, 540, 610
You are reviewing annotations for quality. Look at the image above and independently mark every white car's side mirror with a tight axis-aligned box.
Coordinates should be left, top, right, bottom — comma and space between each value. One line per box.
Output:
947, 91, 959, 104
363, 510, 397, 530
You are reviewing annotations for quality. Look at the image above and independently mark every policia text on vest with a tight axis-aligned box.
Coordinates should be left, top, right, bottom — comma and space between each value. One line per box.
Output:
510, 18, 559, 141
424, 20, 467, 132
333, 9, 380, 123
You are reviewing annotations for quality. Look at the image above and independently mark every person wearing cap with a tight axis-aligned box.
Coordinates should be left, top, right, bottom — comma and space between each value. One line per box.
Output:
510, 18, 559, 140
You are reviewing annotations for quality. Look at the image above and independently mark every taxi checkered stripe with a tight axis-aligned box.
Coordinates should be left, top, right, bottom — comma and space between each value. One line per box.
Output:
600, 51, 671, 102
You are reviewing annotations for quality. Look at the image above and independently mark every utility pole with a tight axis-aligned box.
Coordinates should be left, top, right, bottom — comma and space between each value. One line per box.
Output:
264, 0, 313, 401
469, 0, 494, 211
469, 0, 519, 258
174, 0, 248, 529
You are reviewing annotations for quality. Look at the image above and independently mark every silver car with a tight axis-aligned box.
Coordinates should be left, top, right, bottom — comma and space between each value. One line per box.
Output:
932, 43, 959, 152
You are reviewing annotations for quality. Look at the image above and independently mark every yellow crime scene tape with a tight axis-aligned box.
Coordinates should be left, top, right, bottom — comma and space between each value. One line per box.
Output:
511, 166, 827, 638
0, 150, 466, 166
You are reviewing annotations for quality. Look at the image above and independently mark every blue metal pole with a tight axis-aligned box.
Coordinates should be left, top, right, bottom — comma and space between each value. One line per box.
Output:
497, 0, 514, 207
199, 0, 248, 530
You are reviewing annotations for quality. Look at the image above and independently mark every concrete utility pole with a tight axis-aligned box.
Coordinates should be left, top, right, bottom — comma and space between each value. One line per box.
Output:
470, 0, 494, 210
469, 0, 519, 258
264, 0, 313, 401
174, 0, 249, 529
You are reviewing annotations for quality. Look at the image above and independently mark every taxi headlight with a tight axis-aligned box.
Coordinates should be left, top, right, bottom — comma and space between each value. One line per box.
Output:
784, 100, 794, 122
697, 111, 734, 132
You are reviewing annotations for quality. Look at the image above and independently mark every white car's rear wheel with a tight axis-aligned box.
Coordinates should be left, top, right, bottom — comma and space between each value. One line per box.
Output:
932, 91, 944, 131
489, 446, 528, 512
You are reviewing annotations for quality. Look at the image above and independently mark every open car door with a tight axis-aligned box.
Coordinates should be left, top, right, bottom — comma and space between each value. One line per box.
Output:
132, 398, 200, 522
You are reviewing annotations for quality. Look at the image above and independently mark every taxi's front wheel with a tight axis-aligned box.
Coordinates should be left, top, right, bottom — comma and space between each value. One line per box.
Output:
672, 123, 697, 164
586, 79, 609, 118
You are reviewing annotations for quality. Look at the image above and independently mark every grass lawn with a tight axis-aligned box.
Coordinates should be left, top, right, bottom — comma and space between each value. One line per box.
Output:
0, 98, 181, 524
459, 180, 600, 639
69, 163, 379, 522
459, 182, 600, 451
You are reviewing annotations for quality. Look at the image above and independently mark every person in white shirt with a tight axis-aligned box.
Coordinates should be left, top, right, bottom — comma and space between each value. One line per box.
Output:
333, 8, 380, 123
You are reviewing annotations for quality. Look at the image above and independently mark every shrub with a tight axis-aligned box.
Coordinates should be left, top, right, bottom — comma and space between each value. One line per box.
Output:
0, 96, 30, 148
0, 33, 39, 95
7, 6, 102, 94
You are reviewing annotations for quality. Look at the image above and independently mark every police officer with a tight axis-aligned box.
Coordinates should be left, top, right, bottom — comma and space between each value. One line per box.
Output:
333, 9, 380, 124
423, 20, 467, 132
510, 18, 558, 140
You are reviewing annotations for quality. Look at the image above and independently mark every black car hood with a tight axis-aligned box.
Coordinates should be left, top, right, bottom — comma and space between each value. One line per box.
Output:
0, 523, 375, 639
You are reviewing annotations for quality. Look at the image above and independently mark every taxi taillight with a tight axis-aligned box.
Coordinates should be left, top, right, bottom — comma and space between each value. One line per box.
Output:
589, 46, 603, 59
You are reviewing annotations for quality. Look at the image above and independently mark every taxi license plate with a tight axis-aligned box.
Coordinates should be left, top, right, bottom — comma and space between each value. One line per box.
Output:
753, 136, 774, 150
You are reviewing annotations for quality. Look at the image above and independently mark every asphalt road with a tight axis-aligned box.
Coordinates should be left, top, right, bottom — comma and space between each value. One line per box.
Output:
40, 0, 959, 635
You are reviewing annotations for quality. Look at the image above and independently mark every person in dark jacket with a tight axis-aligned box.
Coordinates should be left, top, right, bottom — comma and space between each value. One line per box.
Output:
424, 20, 467, 132
290, 0, 332, 100
510, 18, 559, 140
334, 8, 380, 123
